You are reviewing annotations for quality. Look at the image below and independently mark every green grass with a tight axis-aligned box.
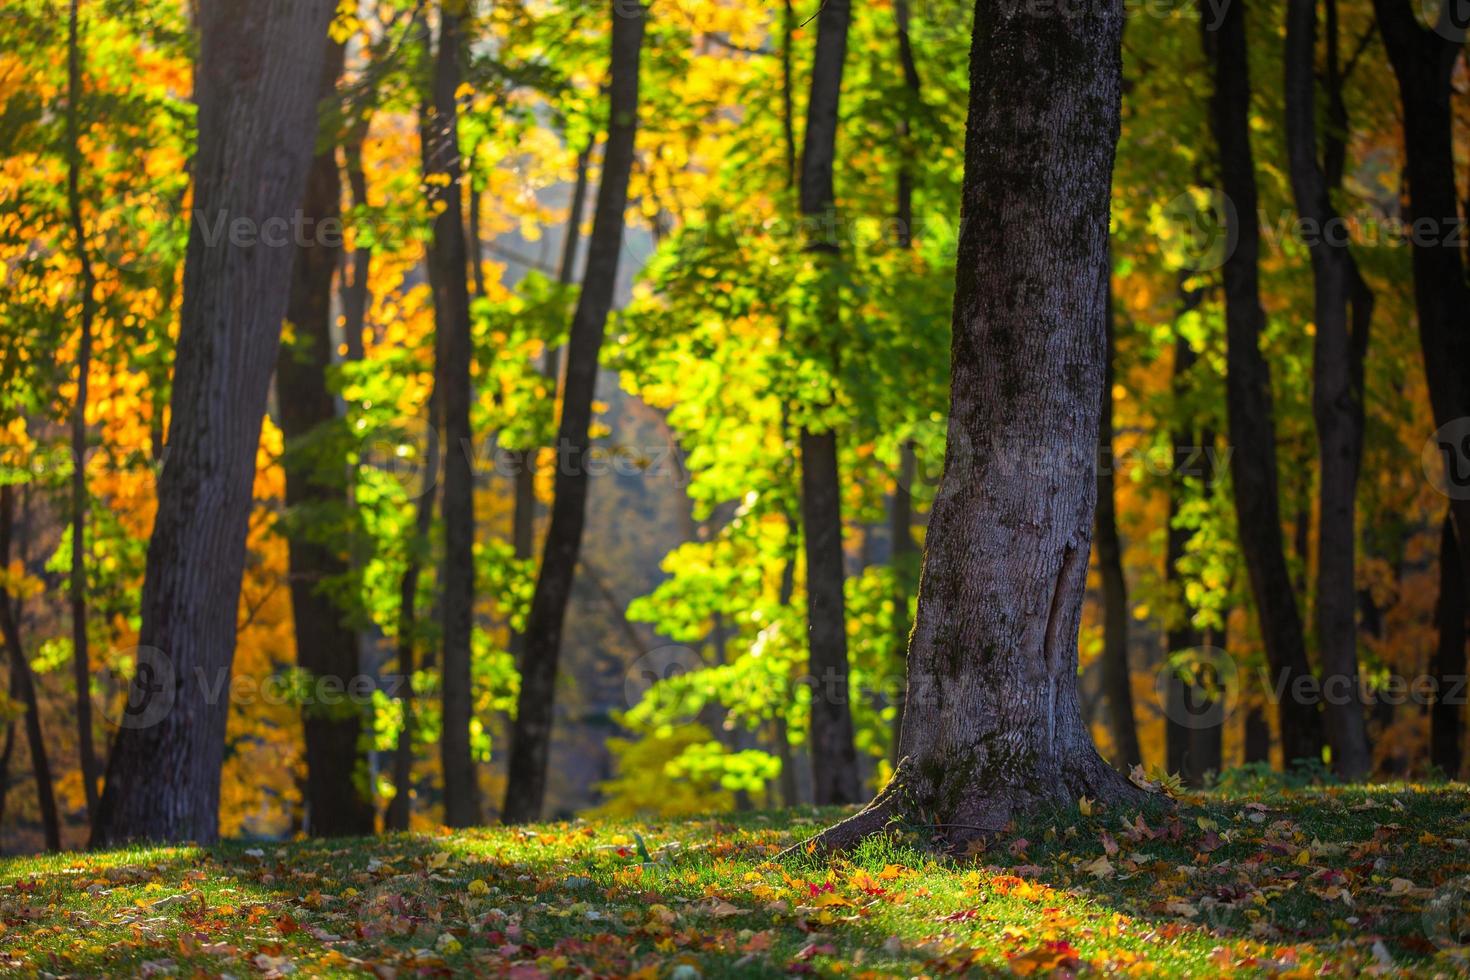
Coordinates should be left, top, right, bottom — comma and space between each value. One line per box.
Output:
4, 785, 1470, 975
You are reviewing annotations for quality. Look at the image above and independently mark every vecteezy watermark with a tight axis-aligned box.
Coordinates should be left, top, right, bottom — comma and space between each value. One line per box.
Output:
96, 647, 405, 730
1155, 646, 1239, 731
1424, 417, 1470, 501
1158, 189, 1238, 272
1423, 875, 1470, 964
624, 645, 705, 707
359, 414, 440, 502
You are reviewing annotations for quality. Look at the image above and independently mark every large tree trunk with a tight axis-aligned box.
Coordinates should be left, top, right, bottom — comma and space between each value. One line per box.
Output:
1097, 294, 1141, 769
65, 0, 99, 823
1202, 0, 1324, 768
422, 5, 481, 829
0, 486, 60, 851
1371, 0, 1470, 589
278, 40, 376, 837
501, 0, 644, 824
1432, 515, 1466, 777
796, 0, 860, 806
796, 0, 1140, 855
1283, 0, 1372, 780
91, 0, 336, 847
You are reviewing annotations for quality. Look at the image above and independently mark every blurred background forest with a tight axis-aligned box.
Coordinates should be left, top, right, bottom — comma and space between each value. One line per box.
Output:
0, 0, 1466, 851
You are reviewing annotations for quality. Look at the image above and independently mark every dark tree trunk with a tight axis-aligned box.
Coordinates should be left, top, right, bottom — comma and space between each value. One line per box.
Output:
278, 40, 375, 838
1163, 336, 1204, 780
1097, 295, 1141, 770
887, 0, 921, 767
1432, 515, 1466, 777
796, 0, 1140, 855
421, 6, 480, 829
509, 143, 590, 665
340, 121, 372, 362
1202, 0, 1324, 768
796, 0, 860, 806
1244, 706, 1272, 764
65, 0, 99, 822
1371, 0, 1470, 589
0, 486, 61, 851
501, 0, 645, 824
91, 0, 337, 847
1284, 0, 1372, 780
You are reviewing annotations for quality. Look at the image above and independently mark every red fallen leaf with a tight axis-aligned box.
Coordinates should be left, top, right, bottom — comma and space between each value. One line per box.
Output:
1009, 838, 1030, 857
1198, 830, 1222, 853
1099, 830, 1119, 856
796, 942, 837, 960
274, 913, 300, 936
941, 908, 984, 922
1008, 940, 1080, 976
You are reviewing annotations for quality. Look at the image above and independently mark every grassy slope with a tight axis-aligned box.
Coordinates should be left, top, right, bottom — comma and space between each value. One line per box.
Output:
2, 785, 1469, 976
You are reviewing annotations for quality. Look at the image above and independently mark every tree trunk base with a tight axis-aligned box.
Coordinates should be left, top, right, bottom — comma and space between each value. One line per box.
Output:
781, 753, 1151, 860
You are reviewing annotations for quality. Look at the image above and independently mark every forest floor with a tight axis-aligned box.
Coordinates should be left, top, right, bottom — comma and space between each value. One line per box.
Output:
2, 784, 1469, 977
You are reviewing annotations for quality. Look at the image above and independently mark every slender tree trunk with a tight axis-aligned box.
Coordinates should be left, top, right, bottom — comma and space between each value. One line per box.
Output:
0, 486, 61, 851
795, 0, 1140, 855
1097, 294, 1141, 770
501, 0, 645, 824
1284, 0, 1372, 780
65, 0, 100, 824
1371, 0, 1470, 590
1432, 515, 1466, 777
421, 5, 480, 829
1163, 335, 1204, 778
1202, 0, 1324, 768
509, 144, 590, 665
278, 40, 375, 837
340, 121, 372, 362
887, 0, 921, 767
91, 0, 337, 847
796, 0, 860, 806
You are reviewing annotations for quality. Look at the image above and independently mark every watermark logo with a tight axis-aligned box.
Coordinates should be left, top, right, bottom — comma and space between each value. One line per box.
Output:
98, 646, 175, 731
1423, 875, 1470, 963
1155, 645, 1238, 730
896, 415, 973, 505
360, 415, 438, 501
624, 644, 703, 708
1159, 189, 1237, 272
1423, 417, 1470, 501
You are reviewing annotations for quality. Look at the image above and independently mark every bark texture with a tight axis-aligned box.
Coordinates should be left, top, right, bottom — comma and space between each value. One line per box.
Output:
501, 0, 645, 824
1283, 0, 1372, 779
91, 0, 336, 847
797, 0, 861, 806
795, 0, 1140, 855
278, 40, 375, 837
422, 7, 481, 828
1203, 0, 1325, 767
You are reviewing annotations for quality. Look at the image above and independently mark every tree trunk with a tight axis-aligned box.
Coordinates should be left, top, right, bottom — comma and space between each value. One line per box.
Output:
1202, 0, 1324, 769
65, 0, 99, 823
422, 5, 481, 829
91, 0, 337, 847
1283, 0, 1372, 780
1097, 294, 1141, 770
1432, 515, 1465, 777
0, 486, 61, 851
509, 143, 590, 665
278, 40, 375, 837
1163, 336, 1204, 779
501, 0, 645, 824
795, 0, 1140, 855
796, 0, 860, 806
340, 120, 372, 362
1371, 0, 1470, 590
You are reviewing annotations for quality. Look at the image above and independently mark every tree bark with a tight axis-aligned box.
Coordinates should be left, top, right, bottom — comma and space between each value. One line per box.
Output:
1432, 514, 1466, 777
794, 0, 1140, 856
1371, 0, 1470, 590
501, 0, 645, 824
1283, 0, 1372, 780
1097, 294, 1141, 769
340, 120, 372, 363
65, 0, 99, 822
278, 39, 376, 837
796, 0, 860, 806
422, 5, 481, 829
0, 486, 61, 851
91, 0, 337, 847
1202, 0, 1325, 769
